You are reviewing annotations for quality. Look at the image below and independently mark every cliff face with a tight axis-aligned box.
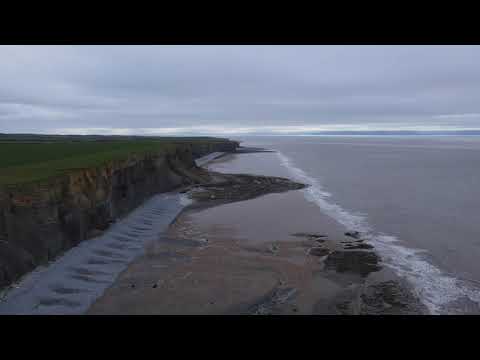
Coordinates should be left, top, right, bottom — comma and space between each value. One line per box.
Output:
0, 140, 238, 289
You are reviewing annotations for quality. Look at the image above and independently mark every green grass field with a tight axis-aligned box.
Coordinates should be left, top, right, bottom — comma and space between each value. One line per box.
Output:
0, 136, 232, 186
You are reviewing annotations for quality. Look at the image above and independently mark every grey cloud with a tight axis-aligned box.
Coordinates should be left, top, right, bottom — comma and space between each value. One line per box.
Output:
1, 45, 480, 134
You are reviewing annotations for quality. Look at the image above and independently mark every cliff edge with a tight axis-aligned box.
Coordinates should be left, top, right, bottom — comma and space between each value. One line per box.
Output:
0, 138, 238, 290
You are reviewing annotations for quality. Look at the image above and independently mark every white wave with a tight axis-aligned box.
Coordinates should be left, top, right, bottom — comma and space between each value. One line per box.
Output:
276, 151, 480, 314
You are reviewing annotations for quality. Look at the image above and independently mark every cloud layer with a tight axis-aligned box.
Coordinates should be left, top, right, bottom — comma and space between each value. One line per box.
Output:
1, 45, 480, 135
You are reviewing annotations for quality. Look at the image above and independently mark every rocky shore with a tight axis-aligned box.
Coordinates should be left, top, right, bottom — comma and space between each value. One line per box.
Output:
184, 172, 307, 205
88, 149, 427, 315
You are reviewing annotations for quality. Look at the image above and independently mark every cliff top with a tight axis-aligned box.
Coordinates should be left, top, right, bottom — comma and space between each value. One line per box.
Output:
0, 135, 237, 186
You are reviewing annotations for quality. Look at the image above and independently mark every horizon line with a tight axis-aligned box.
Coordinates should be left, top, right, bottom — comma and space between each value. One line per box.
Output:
3, 130, 480, 138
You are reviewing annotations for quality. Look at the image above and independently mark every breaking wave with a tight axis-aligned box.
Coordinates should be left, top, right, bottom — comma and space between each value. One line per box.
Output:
276, 151, 480, 314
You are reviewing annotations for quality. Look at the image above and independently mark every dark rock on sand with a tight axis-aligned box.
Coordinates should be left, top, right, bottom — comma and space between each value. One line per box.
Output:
187, 172, 307, 205
291, 232, 327, 239
359, 280, 426, 315
312, 287, 359, 315
344, 243, 374, 250
345, 231, 361, 239
309, 247, 331, 257
269, 244, 279, 253
313, 278, 425, 315
324, 251, 381, 277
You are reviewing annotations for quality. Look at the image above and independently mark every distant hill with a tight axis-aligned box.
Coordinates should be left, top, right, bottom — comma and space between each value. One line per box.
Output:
0, 133, 233, 143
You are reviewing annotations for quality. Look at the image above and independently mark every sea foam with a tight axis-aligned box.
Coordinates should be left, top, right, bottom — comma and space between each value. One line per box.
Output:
276, 151, 480, 314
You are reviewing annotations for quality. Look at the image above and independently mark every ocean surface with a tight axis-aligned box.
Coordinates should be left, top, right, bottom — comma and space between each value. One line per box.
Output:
235, 136, 480, 314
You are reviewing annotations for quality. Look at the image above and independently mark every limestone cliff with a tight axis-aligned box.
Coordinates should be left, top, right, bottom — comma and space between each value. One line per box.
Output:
0, 140, 238, 289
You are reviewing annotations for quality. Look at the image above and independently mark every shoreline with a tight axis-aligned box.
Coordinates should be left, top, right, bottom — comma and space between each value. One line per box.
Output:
88, 149, 427, 315
273, 148, 480, 314
0, 146, 428, 315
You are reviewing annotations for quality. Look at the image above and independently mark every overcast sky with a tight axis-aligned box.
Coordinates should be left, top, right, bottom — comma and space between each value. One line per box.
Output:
1, 45, 480, 135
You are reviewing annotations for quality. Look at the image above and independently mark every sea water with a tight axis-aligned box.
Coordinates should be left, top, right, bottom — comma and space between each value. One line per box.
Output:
237, 136, 480, 314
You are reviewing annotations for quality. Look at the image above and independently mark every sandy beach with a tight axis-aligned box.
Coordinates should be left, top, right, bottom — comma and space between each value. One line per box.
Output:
88, 149, 426, 315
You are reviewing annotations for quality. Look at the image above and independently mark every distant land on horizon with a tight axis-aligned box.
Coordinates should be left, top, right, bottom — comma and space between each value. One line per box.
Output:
282, 130, 480, 136
239, 130, 480, 136
2, 130, 480, 138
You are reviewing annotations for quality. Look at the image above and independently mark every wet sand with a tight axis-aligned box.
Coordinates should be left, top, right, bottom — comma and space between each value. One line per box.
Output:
88, 151, 427, 315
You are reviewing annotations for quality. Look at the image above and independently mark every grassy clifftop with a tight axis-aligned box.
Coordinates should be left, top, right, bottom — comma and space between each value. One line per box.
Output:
0, 135, 238, 186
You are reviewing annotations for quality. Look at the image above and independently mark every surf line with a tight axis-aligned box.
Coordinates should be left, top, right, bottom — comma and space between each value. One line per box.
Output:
275, 150, 480, 315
